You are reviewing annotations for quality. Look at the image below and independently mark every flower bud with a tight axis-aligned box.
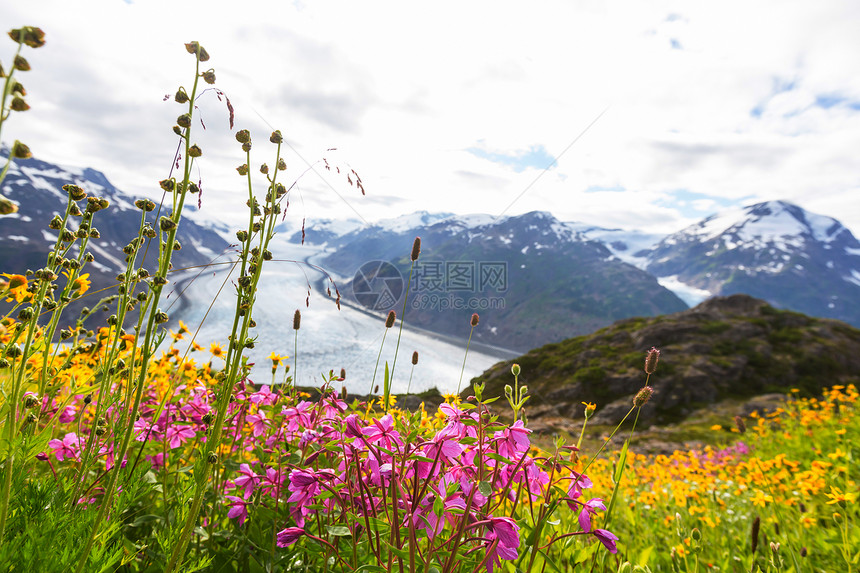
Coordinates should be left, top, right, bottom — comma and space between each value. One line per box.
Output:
63, 184, 87, 201
277, 158, 287, 171
270, 130, 283, 144
235, 129, 251, 144
0, 197, 17, 215
13, 55, 30, 72
184, 42, 209, 62
188, 144, 202, 158
159, 217, 177, 232
174, 89, 189, 104
207, 451, 218, 464
236, 164, 249, 176
176, 114, 191, 128
11, 140, 31, 159
154, 310, 169, 324
202, 70, 216, 84
10, 96, 29, 111
511, 363, 521, 377
259, 163, 269, 175
8, 27, 46, 49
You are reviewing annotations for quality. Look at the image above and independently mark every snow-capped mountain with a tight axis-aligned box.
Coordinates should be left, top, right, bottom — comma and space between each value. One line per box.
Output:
641, 200, 860, 325
305, 210, 687, 351
0, 150, 229, 320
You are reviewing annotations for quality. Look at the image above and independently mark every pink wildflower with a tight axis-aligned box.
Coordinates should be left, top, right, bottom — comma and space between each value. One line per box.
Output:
593, 528, 619, 553
165, 424, 196, 449
47, 432, 82, 461
234, 463, 261, 499
225, 495, 250, 526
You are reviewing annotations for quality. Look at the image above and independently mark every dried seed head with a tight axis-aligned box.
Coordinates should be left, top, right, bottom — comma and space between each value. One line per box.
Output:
235, 129, 251, 143
174, 89, 189, 103
184, 41, 210, 61
188, 144, 202, 158
412, 351, 419, 365
385, 311, 396, 328
177, 113, 191, 128
293, 309, 301, 330
644, 347, 660, 374
270, 130, 283, 144
236, 164, 249, 176
751, 516, 761, 554
633, 385, 654, 407
202, 70, 216, 84
470, 313, 479, 327
277, 158, 287, 171
733, 415, 747, 434
340, 368, 346, 380
411, 236, 421, 261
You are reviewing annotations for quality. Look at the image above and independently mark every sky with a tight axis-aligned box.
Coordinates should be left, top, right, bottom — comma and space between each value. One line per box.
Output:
2, 0, 860, 236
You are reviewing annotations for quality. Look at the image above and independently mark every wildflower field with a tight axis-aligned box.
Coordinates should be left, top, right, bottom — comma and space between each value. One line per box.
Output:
0, 28, 858, 572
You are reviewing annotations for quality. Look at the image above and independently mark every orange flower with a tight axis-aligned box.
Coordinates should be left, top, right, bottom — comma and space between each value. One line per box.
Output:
2, 273, 30, 303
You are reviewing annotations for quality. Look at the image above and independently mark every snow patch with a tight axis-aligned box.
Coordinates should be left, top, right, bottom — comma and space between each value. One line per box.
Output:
656, 275, 711, 307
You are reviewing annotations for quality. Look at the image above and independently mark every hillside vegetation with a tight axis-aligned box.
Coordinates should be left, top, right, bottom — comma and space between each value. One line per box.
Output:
470, 294, 860, 427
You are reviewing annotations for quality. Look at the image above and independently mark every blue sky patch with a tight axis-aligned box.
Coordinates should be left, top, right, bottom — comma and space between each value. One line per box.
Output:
466, 144, 556, 173
750, 77, 797, 118
658, 189, 744, 219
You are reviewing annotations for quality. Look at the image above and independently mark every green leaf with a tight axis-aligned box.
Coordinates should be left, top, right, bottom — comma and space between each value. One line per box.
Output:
325, 525, 352, 537
638, 545, 654, 565
478, 481, 492, 497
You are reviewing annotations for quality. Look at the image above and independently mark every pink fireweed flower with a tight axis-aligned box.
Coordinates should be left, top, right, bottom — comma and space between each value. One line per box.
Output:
578, 498, 607, 531
58, 405, 76, 424
47, 432, 82, 461
482, 517, 521, 573
494, 420, 531, 459
234, 463, 262, 499
361, 414, 403, 449
165, 424, 196, 449
249, 384, 277, 406
287, 469, 333, 527
147, 452, 165, 471
225, 495, 250, 526
261, 467, 285, 498
283, 401, 314, 433
412, 472, 466, 538
593, 528, 619, 553
246, 411, 270, 437
133, 419, 162, 442
566, 471, 594, 506
276, 526, 305, 547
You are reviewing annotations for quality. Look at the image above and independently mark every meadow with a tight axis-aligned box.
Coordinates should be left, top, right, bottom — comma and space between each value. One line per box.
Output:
0, 29, 857, 572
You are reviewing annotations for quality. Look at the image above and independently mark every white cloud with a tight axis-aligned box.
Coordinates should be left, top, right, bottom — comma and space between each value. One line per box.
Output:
1, 0, 859, 236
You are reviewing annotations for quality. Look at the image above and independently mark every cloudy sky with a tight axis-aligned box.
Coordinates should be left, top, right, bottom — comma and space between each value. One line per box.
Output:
2, 0, 859, 235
